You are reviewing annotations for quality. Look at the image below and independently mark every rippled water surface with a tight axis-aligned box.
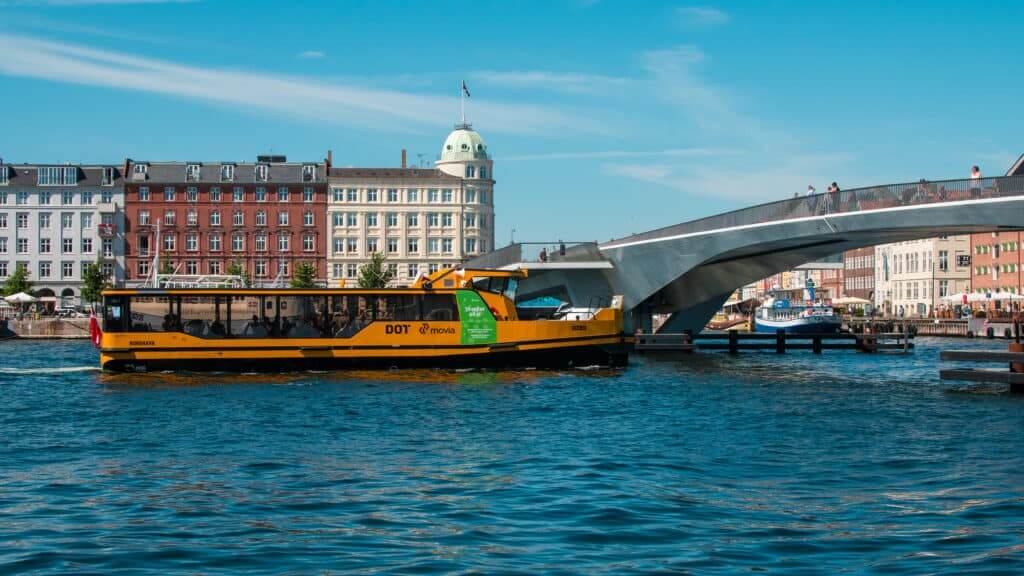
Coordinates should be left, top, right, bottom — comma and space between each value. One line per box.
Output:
2, 338, 1023, 574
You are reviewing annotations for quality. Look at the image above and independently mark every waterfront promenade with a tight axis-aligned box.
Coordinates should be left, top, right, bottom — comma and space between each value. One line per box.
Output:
2, 338, 1023, 573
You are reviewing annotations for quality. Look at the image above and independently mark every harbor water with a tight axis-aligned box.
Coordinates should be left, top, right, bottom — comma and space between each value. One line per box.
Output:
1, 338, 1023, 574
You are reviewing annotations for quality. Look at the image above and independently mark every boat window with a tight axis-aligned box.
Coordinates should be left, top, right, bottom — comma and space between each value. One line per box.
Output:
102, 295, 129, 332
471, 276, 518, 301
423, 294, 459, 321
329, 295, 372, 338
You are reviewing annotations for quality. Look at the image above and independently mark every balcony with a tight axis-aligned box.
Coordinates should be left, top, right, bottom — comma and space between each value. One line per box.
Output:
98, 202, 118, 214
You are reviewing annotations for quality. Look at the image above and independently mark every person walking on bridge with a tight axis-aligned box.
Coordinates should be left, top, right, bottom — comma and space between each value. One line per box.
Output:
970, 165, 983, 198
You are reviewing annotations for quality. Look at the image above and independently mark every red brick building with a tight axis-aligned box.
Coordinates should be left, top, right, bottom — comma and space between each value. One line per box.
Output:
843, 246, 876, 301
123, 156, 328, 285
968, 154, 1024, 311
818, 268, 844, 301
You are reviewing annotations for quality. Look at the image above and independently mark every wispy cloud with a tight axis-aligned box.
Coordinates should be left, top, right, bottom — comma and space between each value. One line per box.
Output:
675, 6, 729, 26
298, 50, 325, 60
474, 70, 627, 95
502, 147, 737, 162
0, 33, 596, 135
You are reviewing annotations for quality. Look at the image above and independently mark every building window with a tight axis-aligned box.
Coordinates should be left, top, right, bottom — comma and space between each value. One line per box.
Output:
255, 164, 269, 182
210, 210, 221, 226
387, 237, 398, 253
346, 213, 357, 227
100, 190, 112, 204
138, 186, 150, 202
39, 261, 51, 278
333, 237, 344, 255
303, 187, 314, 203
255, 260, 267, 277
346, 263, 357, 278
62, 237, 73, 253
346, 238, 358, 254
186, 234, 198, 252
480, 191, 488, 204
0, 238, 7, 253
428, 238, 440, 254
303, 211, 314, 226
428, 213, 439, 227
39, 193, 51, 205
39, 238, 51, 254
163, 234, 176, 252
233, 211, 244, 226
466, 165, 475, 178
442, 213, 453, 227
303, 235, 314, 252
480, 167, 487, 179
386, 212, 398, 227
302, 164, 316, 182
277, 235, 289, 252
442, 238, 453, 253
61, 191, 74, 205
277, 187, 289, 202
346, 189, 357, 202
387, 189, 399, 202
255, 234, 267, 252
220, 165, 235, 182
253, 187, 266, 202
209, 186, 221, 202
256, 210, 266, 226
428, 189, 439, 203
17, 238, 28, 254
38, 166, 78, 186
278, 211, 289, 226
39, 213, 51, 229
332, 263, 343, 279
407, 189, 418, 203
367, 238, 378, 253
163, 187, 175, 202
442, 189, 453, 203
465, 189, 476, 203
15, 192, 27, 205
278, 260, 289, 277
139, 210, 151, 226
185, 260, 198, 275
186, 187, 198, 202
234, 187, 245, 202
232, 234, 244, 252
366, 213, 378, 227
332, 188, 343, 202
163, 210, 176, 226
82, 237, 93, 254
332, 213, 343, 227
209, 260, 221, 275
367, 189, 378, 202
209, 234, 222, 252
187, 209, 198, 226
407, 263, 418, 279
62, 261, 74, 278
465, 238, 477, 253
464, 213, 477, 228
407, 213, 419, 227
407, 238, 419, 254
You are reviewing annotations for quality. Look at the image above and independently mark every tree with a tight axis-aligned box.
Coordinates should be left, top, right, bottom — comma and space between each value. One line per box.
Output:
226, 260, 251, 287
2, 263, 33, 296
290, 261, 318, 288
357, 252, 394, 288
159, 258, 175, 275
80, 261, 111, 306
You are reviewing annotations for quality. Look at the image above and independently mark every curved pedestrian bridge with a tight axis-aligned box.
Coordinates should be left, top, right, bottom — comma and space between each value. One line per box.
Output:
472, 175, 1024, 332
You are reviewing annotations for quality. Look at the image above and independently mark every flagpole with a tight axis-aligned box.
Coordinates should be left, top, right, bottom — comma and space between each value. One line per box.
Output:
459, 80, 465, 125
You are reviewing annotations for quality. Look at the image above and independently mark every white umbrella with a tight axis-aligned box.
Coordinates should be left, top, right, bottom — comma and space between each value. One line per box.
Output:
3, 292, 37, 304
832, 296, 872, 306
970, 292, 1024, 302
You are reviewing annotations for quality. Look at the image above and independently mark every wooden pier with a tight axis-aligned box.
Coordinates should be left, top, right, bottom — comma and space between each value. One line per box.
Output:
635, 329, 914, 354
940, 322, 1024, 392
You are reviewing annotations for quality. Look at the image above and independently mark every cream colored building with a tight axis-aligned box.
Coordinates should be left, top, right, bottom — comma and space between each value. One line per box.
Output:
327, 124, 495, 286
873, 235, 972, 317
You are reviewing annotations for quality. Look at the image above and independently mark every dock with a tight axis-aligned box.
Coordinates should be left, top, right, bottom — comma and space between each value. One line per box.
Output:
635, 329, 914, 354
940, 323, 1024, 392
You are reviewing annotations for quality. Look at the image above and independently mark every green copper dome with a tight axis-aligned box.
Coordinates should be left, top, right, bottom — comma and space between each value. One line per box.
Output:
440, 124, 489, 162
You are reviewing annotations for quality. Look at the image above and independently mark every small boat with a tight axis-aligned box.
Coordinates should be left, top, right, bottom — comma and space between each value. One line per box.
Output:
96, 268, 629, 372
754, 297, 841, 334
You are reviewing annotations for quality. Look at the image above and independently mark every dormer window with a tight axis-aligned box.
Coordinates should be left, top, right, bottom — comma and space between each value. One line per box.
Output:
461, 143, 469, 150
102, 167, 115, 186
186, 163, 201, 181
302, 164, 316, 182
0, 165, 8, 185
133, 164, 148, 177
255, 163, 269, 182
38, 166, 78, 186
220, 164, 235, 182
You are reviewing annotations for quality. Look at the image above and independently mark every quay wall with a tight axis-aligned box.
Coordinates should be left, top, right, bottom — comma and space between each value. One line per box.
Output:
0, 318, 91, 339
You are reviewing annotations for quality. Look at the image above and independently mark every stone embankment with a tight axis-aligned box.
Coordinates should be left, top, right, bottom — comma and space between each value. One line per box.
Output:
0, 318, 91, 339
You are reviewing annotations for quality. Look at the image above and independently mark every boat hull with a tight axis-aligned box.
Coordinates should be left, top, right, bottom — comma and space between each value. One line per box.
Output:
754, 317, 842, 334
101, 338, 629, 373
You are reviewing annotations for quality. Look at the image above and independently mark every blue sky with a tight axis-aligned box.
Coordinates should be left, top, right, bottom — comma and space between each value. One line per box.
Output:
0, 0, 1021, 243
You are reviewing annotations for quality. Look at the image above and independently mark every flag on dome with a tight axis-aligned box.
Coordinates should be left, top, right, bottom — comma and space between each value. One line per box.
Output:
462, 80, 471, 98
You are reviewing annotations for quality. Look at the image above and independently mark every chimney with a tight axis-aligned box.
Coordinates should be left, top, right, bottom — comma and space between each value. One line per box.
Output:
326, 149, 333, 168
401, 149, 407, 169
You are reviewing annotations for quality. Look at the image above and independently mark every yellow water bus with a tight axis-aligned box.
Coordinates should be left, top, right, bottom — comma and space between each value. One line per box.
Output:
97, 268, 628, 372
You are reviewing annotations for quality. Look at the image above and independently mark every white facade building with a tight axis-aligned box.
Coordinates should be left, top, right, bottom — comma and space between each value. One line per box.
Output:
873, 235, 971, 317
326, 125, 495, 286
0, 163, 125, 307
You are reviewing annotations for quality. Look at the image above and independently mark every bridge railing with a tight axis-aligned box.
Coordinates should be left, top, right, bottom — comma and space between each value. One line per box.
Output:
604, 175, 1024, 246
